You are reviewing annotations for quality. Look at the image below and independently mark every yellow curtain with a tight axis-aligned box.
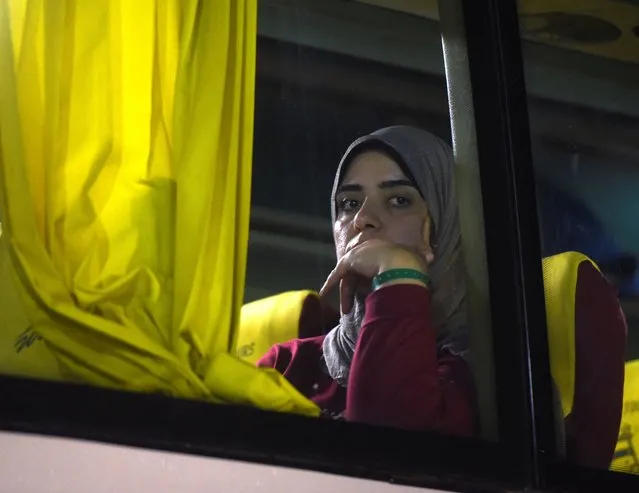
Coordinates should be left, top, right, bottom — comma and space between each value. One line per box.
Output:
0, 0, 318, 416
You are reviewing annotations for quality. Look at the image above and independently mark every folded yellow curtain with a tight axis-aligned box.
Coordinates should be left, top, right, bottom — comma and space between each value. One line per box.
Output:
0, 0, 318, 416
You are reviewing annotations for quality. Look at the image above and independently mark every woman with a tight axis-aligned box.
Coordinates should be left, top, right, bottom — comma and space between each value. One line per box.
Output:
258, 126, 477, 435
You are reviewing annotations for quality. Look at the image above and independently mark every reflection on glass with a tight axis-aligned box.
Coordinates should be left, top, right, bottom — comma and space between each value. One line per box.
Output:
518, 0, 639, 472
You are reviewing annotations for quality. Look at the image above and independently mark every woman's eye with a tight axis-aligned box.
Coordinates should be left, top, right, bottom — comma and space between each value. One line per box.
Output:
338, 198, 360, 212
389, 196, 411, 207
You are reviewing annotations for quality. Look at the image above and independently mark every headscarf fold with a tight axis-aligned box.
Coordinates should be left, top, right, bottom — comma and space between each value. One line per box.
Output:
323, 126, 468, 386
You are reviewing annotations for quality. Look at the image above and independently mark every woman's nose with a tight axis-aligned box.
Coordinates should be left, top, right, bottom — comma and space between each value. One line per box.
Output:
354, 200, 382, 231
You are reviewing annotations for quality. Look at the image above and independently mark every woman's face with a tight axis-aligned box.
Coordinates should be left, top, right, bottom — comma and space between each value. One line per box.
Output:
333, 150, 433, 263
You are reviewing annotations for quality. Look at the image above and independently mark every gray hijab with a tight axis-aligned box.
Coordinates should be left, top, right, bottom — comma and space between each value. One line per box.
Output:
322, 126, 469, 386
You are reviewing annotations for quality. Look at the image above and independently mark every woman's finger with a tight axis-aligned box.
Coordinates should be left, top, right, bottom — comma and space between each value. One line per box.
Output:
319, 260, 345, 297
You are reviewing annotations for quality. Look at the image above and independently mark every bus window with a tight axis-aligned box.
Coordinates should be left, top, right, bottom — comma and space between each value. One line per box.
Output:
245, 0, 495, 437
0, 1, 541, 488
517, 0, 639, 472
0, 0, 497, 436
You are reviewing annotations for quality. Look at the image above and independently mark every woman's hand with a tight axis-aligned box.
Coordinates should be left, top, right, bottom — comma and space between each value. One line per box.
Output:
319, 239, 428, 314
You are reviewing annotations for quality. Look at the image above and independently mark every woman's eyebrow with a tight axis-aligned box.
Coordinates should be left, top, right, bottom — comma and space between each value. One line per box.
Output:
336, 183, 362, 193
378, 179, 415, 190
337, 179, 415, 194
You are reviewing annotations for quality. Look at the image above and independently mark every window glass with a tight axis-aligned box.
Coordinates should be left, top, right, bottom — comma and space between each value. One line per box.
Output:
517, 0, 639, 473
0, 0, 499, 452
245, 0, 499, 437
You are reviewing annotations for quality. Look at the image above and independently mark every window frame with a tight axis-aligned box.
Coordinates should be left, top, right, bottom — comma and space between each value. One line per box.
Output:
460, 0, 555, 488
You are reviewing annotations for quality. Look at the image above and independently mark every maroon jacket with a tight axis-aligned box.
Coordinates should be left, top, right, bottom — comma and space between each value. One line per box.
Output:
257, 284, 478, 436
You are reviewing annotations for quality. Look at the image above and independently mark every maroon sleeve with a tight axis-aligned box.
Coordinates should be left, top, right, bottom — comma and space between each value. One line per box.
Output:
565, 261, 627, 468
257, 345, 280, 370
346, 284, 477, 436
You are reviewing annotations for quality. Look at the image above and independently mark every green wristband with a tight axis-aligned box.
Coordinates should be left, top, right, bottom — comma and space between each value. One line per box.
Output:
371, 268, 429, 291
